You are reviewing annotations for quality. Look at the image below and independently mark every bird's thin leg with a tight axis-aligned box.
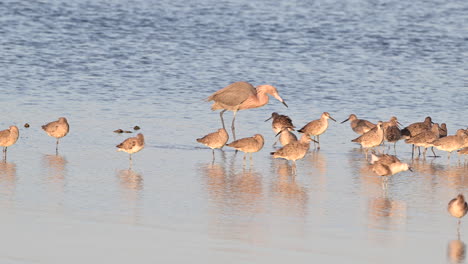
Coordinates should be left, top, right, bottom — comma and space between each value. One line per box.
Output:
56, 138, 59, 155
411, 144, 414, 159
231, 110, 238, 141
219, 109, 227, 130
423, 148, 427, 158
393, 142, 397, 155
317, 135, 320, 150
211, 149, 215, 164
292, 161, 297, 175
430, 147, 438, 157
417, 146, 421, 157
3, 147, 6, 161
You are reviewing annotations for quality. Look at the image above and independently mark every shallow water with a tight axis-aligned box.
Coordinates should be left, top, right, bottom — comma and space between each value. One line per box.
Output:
0, 0, 467, 263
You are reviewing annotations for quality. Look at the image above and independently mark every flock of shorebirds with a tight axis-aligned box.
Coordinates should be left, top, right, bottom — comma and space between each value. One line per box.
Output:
0, 81, 467, 226
195, 81, 468, 226
196, 82, 468, 171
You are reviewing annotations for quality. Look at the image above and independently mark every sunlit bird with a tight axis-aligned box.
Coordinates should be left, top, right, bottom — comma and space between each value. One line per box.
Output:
431, 129, 467, 159
0, 125, 19, 160
116, 133, 145, 167
42, 117, 69, 154
197, 128, 229, 162
226, 134, 264, 161
351, 121, 384, 159
370, 153, 412, 176
265, 112, 295, 146
277, 129, 298, 147
298, 112, 336, 149
341, 114, 376, 135
271, 134, 315, 174
405, 123, 441, 158
265, 112, 295, 134
206, 81, 287, 140
448, 194, 468, 230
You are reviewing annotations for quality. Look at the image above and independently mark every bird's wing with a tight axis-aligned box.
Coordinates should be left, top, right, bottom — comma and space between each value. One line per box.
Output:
227, 137, 255, 148
0, 128, 10, 138
206, 81, 256, 106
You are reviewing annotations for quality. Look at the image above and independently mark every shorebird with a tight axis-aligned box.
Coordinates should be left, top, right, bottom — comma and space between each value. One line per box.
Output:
42, 117, 69, 154
206, 81, 287, 140
370, 153, 411, 176
0, 125, 19, 160
401, 116, 433, 157
405, 123, 440, 158
197, 128, 229, 162
351, 121, 384, 159
341, 114, 376, 135
265, 112, 295, 134
277, 129, 298, 146
265, 112, 295, 146
271, 134, 315, 174
401, 116, 433, 138
431, 129, 467, 159
448, 194, 468, 230
439, 123, 448, 138
383, 116, 402, 150
226, 134, 264, 161
298, 112, 336, 149
116, 133, 145, 166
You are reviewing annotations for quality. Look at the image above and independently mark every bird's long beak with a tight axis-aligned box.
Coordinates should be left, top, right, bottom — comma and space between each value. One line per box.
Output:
275, 129, 284, 137
409, 167, 413, 172
265, 116, 273, 122
340, 118, 350, 124
329, 116, 337, 122
272, 93, 288, 108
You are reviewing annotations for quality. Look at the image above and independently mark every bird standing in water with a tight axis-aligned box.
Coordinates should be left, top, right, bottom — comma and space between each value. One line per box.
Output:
116, 133, 145, 168
448, 194, 468, 233
42, 117, 69, 154
0, 125, 19, 160
206, 81, 287, 140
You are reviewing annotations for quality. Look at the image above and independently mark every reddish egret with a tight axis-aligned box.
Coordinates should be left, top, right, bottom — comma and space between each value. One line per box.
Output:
341, 114, 375, 135
206, 81, 287, 140
0, 125, 19, 160
298, 112, 336, 149
42, 117, 69, 154
196, 128, 229, 162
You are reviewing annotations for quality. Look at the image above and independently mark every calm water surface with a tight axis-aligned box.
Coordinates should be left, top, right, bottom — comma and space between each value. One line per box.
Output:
0, 0, 467, 263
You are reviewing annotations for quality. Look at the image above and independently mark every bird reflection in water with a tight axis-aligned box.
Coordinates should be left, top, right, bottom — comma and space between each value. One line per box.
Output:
368, 196, 407, 230
42, 154, 67, 209
0, 161, 17, 205
270, 162, 308, 219
199, 160, 265, 244
117, 169, 143, 224
43, 154, 67, 182
448, 238, 466, 264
